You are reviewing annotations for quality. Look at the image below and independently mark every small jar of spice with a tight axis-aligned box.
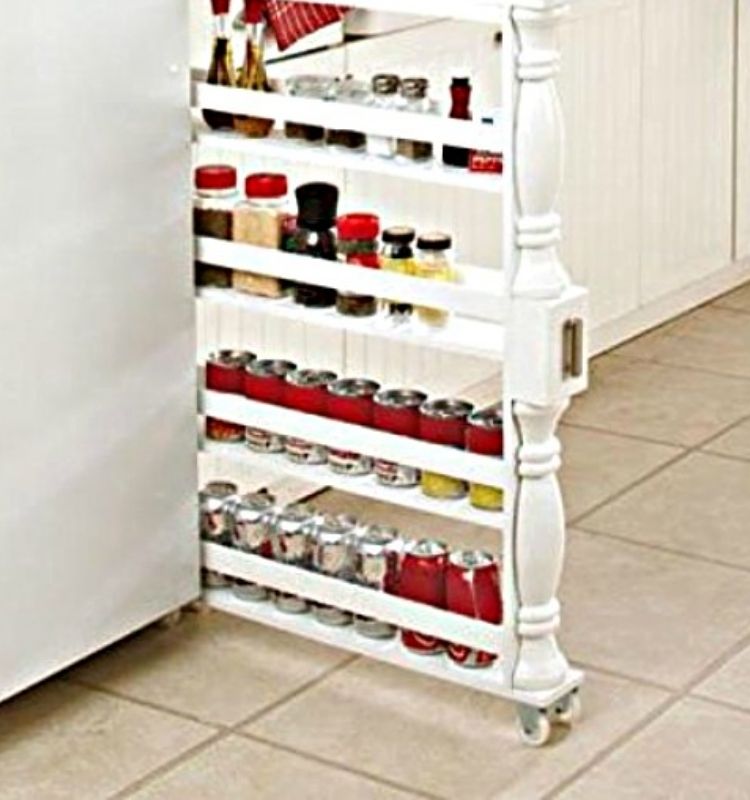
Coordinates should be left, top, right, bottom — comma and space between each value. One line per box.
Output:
415, 233, 455, 328
397, 78, 433, 162
380, 226, 417, 320
419, 398, 474, 499
193, 164, 239, 240
336, 213, 380, 318
367, 74, 399, 158
466, 405, 504, 511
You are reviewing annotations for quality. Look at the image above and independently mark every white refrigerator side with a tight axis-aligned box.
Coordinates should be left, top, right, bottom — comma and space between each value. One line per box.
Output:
0, 0, 197, 702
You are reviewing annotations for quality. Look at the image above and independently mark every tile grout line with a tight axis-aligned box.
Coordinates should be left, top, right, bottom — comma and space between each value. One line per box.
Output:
560, 420, 694, 450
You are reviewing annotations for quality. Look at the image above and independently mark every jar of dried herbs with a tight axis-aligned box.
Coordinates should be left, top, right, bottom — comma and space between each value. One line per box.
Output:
396, 78, 433, 162
193, 164, 239, 240
336, 213, 380, 317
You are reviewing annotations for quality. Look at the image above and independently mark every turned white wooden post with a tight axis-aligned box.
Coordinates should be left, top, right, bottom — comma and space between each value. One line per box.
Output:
508, 0, 577, 693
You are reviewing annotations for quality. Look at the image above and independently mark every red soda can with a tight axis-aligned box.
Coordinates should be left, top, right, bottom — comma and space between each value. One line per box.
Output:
445, 550, 503, 668
398, 539, 448, 654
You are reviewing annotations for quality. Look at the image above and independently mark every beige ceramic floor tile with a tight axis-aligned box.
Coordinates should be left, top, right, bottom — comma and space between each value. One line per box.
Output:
560, 531, 750, 689
69, 612, 351, 726
712, 281, 750, 313
692, 643, 750, 712
616, 307, 750, 380
246, 663, 667, 800
557, 698, 750, 800
0, 681, 211, 800
702, 417, 750, 460
559, 426, 682, 520
565, 354, 750, 447
132, 735, 419, 800
578, 453, 750, 568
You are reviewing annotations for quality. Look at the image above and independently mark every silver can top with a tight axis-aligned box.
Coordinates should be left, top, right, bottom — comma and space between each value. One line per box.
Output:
286, 368, 338, 388
207, 350, 255, 369
328, 378, 381, 398
448, 549, 497, 572
374, 388, 428, 409
404, 538, 448, 559
200, 481, 239, 501
420, 398, 474, 421
468, 404, 503, 430
246, 358, 297, 378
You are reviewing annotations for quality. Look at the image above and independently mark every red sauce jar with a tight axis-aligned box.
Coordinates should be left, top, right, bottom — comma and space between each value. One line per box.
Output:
205, 350, 255, 394
327, 378, 380, 475
285, 368, 337, 415
373, 388, 427, 488
243, 359, 296, 405
419, 398, 474, 499
398, 539, 448, 654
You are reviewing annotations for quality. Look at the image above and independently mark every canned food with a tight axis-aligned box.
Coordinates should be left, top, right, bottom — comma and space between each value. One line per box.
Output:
230, 491, 277, 602
327, 378, 380, 475
206, 350, 256, 394
245, 427, 285, 453
398, 539, 448, 654
271, 503, 317, 614
311, 513, 358, 626
199, 480, 239, 588
353, 524, 400, 639
445, 550, 503, 667
466, 405, 504, 512
285, 437, 328, 465
243, 359, 297, 404
373, 389, 426, 487
205, 417, 245, 443
285, 369, 337, 415
419, 398, 474, 499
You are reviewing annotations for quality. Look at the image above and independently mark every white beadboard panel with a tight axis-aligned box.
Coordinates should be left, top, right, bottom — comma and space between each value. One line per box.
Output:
737, 0, 750, 260
557, 0, 642, 327
640, 0, 735, 300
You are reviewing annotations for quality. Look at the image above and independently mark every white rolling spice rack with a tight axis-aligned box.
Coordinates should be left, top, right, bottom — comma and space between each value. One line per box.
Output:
191, 0, 588, 746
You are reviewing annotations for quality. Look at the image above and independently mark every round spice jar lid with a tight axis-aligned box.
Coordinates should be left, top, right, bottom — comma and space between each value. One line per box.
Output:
328, 378, 381, 398
195, 164, 237, 191
372, 74, 400, 95
401, 77, 429, 99
337, 213, 380, 241
382, 226, 416, 245
417, 232, 452, 251
245, 172, 288, 199
468, 404, 503, 429
420, 398, 474, 420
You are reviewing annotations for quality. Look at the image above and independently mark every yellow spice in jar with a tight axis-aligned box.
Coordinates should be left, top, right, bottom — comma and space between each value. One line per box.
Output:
469, 483, 504, 511
415, 232, 455, 328
421, 471, 467, 499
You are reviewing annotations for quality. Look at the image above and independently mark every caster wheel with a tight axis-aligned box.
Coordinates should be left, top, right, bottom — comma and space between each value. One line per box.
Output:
553, 691, 582, 726
516, 705, 552, 747
186, 599, 212, 615
157, 610, 182, 630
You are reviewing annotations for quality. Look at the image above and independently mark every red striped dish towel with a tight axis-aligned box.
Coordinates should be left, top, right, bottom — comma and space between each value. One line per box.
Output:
266, 1, 349, 51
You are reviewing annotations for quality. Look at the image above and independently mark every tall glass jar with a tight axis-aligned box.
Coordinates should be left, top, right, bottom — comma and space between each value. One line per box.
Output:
367, 74, 399, 158
204, 0, 236, 131
336, 213, 380, 317
285, 75, 336, 143
414, 233, 455, 328
233, 0, 275, 138
396, 78, 433, 162
380, 226, 417, 320
326, 78, 369, 151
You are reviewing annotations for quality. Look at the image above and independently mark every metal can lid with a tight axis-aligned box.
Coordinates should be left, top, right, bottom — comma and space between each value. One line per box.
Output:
405, 538, 448, 558
372, 73, 400, 95
286, 368, 337, 388
247, 358, 297, 378
328, 378, 381, 398
468, 405, 503, 430
277, 502, 317, 523
357, 524, 399, 549
234, 490, 276, 513
420, 398, 474, 420
208, 349, 256, 369
448, 549, 497, 571
374, 388, 428, 409
401, 77, 429, 99
201, 480, 239, 499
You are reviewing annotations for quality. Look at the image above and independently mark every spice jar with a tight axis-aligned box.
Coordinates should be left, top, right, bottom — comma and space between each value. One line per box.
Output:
233, 173, 289, 298
193, 164, 239, 240
233, 0, 275, 138
373, 388, 427, 487
284, 368, 336, 465
415, 233, 455, 328
419, 398, 474, 499
285, 183, 339, 308
311, 513, 359, 626
285, 75, 336, 142
230, 490, 276, 602
367, 74, 399, 158
271, 503, 318, 614
205, 351, 255, 443
243, 358, 296, 454
466, 405, 504, 511
336, 213, 380, 318
195, 261, 232, 289
443, 75, 473, 169
326, 78, 369, 151
396, 78, 433, 162
380, 226, 417, 320
327, 378, 380, 475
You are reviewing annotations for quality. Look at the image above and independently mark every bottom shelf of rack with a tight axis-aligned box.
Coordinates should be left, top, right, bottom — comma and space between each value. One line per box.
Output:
203, 589, 583, 708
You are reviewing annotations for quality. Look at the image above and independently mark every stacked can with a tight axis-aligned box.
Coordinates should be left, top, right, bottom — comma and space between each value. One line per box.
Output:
198, 480, 239, 587
466, 405, 504, 511
352, 524, 401, 639
229, 490, 276, 602
311, 513, 359, 626
270, 503, 318, 613
205, 350, 255, 443
243, 358, 296, 453
372, 389, 427, 487
398, 539, 449, 654
326, 378, 380, 475
284, 368, 336, 464
419, 399, 475, 499
445, 550, 503, 667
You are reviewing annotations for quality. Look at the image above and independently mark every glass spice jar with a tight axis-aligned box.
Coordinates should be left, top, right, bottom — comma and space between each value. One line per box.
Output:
336, 213, 380, 317
396, 78, 433, 162
284, 368, 337, 465
285, 75, 336, 143
419, 398, 474, 499
233, 0, 275, 138
373, 388, 427, 487
193, 164, 239, 240
326, 378, 380, 475
367, 74, 400, 158
415, 232, 455, 328
466, 405, 504, 511
326, 78, 369, 151
232, 172, 289, 298
380, 226, 417, 320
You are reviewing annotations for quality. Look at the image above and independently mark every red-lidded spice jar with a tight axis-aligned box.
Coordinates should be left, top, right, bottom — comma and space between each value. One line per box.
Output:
466, 405, 504, 511
284, 368, 337, 465
243, 358, 296, 404
373, 388, 427, 487
445, 550, 502, 668
206, 350, 256, 394
419, 398, 474, 499
336, 213, 380, 318
327, 378, 380, 475
399, 539, 448, 654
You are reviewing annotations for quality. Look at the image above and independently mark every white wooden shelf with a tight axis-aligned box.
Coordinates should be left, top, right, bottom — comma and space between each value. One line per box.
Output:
192, 85, 503, 152
199, 389, 507, 487
201, 439, 507, 527
197, 287, 505, 361
194, 128, 504, 194
195, 238, 507, 323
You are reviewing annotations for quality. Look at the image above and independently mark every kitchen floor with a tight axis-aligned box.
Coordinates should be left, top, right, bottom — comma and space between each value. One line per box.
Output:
3, 284, 750, 800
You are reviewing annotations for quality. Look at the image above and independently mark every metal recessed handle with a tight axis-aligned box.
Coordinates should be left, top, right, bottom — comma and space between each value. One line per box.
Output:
562, 318, 584, 380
